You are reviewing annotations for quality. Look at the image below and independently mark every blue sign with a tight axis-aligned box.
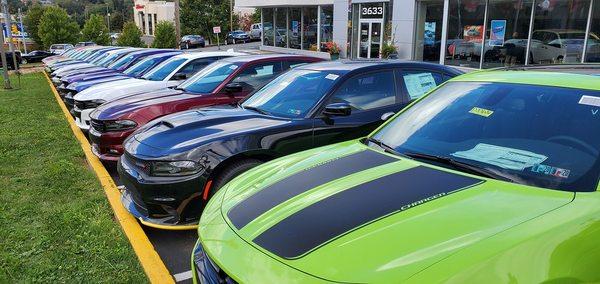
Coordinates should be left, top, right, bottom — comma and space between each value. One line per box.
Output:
489, 20, 506, 47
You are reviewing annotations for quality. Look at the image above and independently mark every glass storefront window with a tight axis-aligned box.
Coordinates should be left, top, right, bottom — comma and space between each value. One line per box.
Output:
483, 0, 533, 68
415, 0, 444, 62
585, 0, 600, 62
289, 8, 302, 49
320, 5, 334, 50
445, 0, 487, 68
303, 7, 318, 50
263, 8, 274, 46
275, 8, 288, 48
530, 0, 590, 64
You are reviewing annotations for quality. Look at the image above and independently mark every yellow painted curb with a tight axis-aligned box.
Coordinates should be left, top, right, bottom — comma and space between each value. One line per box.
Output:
44, 73, 175, 284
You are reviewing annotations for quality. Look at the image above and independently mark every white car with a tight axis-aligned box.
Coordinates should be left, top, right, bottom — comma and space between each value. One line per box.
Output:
73, 50, 244, 131
249, 23, 262, 40
49, 44, 74, 55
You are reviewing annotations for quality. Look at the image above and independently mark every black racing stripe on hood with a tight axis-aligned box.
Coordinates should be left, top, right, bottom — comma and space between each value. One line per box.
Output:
227, 150, 398, 229
253, 166, 483, 259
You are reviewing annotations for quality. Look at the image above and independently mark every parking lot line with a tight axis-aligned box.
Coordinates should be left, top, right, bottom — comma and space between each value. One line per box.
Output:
44, 73, 175, 284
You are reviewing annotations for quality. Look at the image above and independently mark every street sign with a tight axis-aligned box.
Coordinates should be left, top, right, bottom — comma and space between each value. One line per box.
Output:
213, 26, 221, 34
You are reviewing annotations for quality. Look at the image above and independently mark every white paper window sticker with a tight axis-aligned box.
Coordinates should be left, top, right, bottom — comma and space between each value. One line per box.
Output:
229, 65, 239, 70
325, 74, 339, 81
403, 73, 437, 100
579, 95, 600, 107
451, 143, 547, 171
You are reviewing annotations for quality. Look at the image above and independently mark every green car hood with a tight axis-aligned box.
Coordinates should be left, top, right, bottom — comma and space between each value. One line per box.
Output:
215, 141, 574, 283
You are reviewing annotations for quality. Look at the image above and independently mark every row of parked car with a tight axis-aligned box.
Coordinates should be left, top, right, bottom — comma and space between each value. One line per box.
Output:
45, 45, 600, 283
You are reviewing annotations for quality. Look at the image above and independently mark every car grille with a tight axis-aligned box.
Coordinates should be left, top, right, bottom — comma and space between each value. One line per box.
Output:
194, 242, 237, 284
123, 152, 151, 175
64, 96, 75, 109
75, 100, 100, 110
90, 119, 106, 133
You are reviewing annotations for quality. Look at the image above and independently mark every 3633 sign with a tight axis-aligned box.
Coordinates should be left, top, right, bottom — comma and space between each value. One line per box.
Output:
360, 3, 384, 19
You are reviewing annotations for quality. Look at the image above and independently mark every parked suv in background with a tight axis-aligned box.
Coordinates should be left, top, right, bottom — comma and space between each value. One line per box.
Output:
226, 30, 250, 44
249, 23, 262, 40
180, 35, 206, 49
50, 44, 74, 55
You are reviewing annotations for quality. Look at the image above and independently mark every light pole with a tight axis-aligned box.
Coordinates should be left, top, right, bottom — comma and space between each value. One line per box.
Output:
18, 8, 25, 54
174, 0, 181, 48
106, 4, 111, 36
230, 0, 233, 32
1, 0, 18, 73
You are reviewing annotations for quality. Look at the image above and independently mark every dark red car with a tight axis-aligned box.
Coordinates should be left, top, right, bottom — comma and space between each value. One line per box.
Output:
88, 54, 323, 162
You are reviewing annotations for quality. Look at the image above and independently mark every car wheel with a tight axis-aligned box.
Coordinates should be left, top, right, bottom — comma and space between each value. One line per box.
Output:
233, 39, 236, 44
21, 58, 27, 64
555, 56, 564, 64
186, 43, 189, 49
211, 159, 262, 193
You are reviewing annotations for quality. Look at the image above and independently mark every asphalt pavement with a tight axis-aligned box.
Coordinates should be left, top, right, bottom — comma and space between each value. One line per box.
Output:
101, 40, 266, 283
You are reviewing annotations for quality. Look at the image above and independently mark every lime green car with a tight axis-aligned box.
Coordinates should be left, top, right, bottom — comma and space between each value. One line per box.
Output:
192, 69, 600, 283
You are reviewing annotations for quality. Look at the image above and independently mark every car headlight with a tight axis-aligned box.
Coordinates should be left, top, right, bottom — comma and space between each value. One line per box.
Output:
75, 99, 105, 109
151, 160, 203, 177
104, 119, 136, 131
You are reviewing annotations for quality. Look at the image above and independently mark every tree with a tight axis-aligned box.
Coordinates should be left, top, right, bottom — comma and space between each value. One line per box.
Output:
24, 4, 47, 46
38, 6, 80, 49
180, 0, 237, 44
117, 21, 144, 47
151, 21, 176, 48
82, 14, 111, 45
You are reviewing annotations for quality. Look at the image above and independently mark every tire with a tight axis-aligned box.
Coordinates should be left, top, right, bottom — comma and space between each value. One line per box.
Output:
21, 58, 27, 64
211, 159, 262, 194
185, 43, 189, 49
233, 39, 236, 44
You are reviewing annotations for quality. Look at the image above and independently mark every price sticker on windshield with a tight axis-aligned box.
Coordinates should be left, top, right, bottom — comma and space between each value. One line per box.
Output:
325, 74, 339, 80
469, 107, 494, 117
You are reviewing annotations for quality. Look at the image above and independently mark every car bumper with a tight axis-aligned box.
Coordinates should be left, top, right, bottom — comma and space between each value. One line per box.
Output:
117, 155, 208, 228
192, 240, 238, 284
88, 127, 133, 162
73, 107, 93, 131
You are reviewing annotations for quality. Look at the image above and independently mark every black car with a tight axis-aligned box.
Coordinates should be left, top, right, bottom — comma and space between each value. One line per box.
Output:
1, 51, 21, 70
180, 35, 206, 49
117, 60, 464, 228
226, 30, 250, 45
22, 50, 54, 64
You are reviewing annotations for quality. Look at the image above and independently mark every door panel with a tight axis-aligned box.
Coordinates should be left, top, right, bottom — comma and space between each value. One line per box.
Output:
312, 69, 403, 146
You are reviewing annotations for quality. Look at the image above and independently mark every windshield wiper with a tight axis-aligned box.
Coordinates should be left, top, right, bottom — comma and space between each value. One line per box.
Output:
403, 151, 515, 182
243, 105, 270, 115
364, 137, 408, 158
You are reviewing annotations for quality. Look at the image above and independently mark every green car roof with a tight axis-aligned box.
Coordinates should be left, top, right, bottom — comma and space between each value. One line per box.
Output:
451, 70, 600, 91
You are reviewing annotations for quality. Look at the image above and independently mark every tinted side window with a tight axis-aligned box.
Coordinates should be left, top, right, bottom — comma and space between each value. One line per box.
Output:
178, 57, 220, 75
400, 70, 443, 101
230, 61, 284, 92
329, 70, 397, 111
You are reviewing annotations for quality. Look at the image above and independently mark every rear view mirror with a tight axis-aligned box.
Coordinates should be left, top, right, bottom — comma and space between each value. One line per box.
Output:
224, 82, 244, 93
172, 73, 187, 81
323, 103, 352, 117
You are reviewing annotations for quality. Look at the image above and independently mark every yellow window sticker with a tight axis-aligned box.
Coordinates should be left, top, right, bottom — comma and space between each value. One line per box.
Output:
469, 107, 494, 117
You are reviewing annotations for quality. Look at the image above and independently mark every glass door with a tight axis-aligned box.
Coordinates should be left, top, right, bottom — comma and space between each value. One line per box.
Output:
357, 21, 383, 58
370, 22, 382, 58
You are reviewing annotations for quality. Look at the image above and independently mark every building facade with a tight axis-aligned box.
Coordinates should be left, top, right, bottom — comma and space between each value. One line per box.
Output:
237, 0, 600, 68
133, 0, 175, 36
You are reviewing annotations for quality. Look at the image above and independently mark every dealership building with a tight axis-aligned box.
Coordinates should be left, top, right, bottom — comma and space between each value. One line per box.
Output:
236, 0, 600, 68
133, 0, 175, 37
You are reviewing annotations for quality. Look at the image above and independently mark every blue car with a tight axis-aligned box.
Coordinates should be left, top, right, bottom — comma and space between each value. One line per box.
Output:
117, 60, 464, 228
59, 51, 181, 93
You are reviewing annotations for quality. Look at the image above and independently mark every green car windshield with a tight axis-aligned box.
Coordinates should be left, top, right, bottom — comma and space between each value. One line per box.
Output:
371, 81, 600, 192
178, 61, 240, 94
242, 69, 338, 118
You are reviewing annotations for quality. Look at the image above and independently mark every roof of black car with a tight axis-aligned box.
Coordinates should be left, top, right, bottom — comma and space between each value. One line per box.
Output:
224, 53, 316, 63
298, 59, 460, 74
497, 64, 600, 76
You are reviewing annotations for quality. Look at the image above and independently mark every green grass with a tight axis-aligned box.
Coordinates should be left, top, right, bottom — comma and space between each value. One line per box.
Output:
0, 73, 147, 282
